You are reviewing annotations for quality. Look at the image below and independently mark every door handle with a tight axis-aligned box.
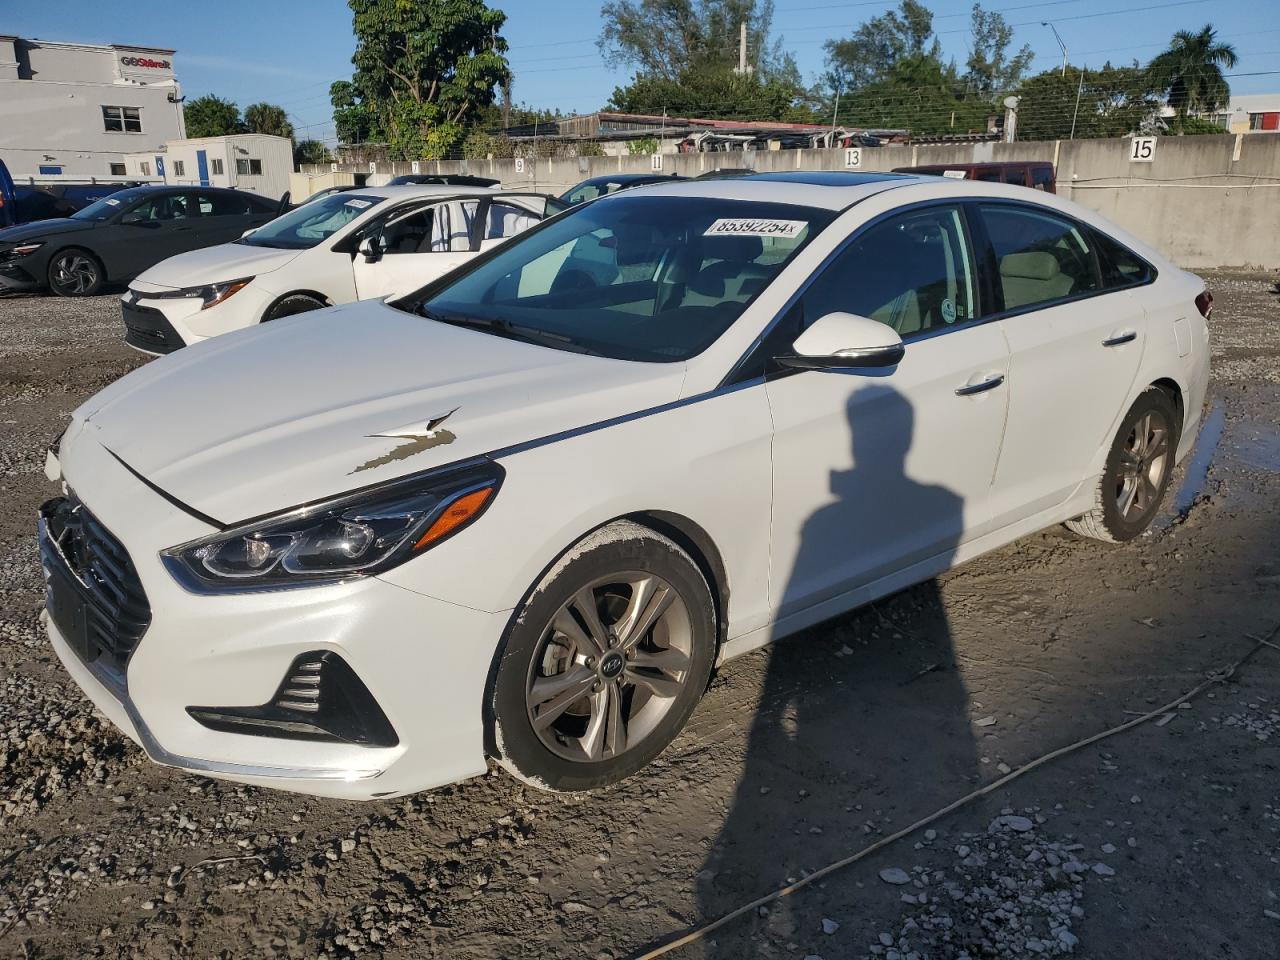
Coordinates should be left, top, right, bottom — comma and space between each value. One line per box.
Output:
955, 374, 1005, 397
1102, 331, 1137, 347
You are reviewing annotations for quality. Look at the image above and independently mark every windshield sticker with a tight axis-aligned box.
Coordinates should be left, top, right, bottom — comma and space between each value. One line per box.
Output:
942, 170, 968, 179
704, 218, 806, 239
104, 198, 121, 205
345, 198, 373, 209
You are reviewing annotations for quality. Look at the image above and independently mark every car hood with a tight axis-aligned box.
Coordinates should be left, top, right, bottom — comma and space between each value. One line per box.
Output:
133, 242, 302, 289
73, 300, 684, 523
0, 218, 94, 244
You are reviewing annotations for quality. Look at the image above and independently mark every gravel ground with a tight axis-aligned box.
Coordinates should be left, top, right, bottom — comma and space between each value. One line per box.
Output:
0, 276, 1278, 960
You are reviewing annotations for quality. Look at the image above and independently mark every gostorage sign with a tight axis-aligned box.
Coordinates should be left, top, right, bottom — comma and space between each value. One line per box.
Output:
120, 56, 171, 69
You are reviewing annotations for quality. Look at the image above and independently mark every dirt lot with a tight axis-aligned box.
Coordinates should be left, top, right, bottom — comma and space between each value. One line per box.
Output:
0, 276, 1277, 960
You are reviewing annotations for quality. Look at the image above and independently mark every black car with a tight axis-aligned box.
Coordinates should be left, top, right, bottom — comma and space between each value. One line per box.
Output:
559, 172, 685, 206
0, 185, 283, 297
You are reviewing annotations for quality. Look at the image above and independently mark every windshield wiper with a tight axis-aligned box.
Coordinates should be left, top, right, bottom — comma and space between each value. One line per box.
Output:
422, 309, 598, 356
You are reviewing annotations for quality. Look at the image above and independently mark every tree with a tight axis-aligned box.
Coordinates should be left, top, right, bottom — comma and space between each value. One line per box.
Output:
330, 0, 511, 159
964, 3, 1032, 100
599, 0, 787, 81
824, 0, 940, 92
1147, 24, 1238, 119
183, 95, 245, 138
607, 66, 812, 121
293, 139, 332, 165
1015, 64, 1161, 141
839, 55, 991, 135
244, 102, 295, 140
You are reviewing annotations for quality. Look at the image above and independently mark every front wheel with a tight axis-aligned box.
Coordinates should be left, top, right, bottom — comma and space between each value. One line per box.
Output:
1066, 387, 1179, 542
47, 249, 103, 297
491, 522, 715, 792
263, 293, 326, 321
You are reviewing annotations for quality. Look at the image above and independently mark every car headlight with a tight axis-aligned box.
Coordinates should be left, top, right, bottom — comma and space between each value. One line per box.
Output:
175, 277, 254, 310
3, 242, 43, 259
161, 462, 503, 592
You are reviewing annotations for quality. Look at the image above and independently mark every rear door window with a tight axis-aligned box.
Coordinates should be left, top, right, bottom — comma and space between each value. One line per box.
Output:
980, 204, 1101, 312
1092, 229, 1153, 289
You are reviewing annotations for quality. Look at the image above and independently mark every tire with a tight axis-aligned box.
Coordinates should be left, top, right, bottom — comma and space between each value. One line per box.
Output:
1065, 387, 1180, 543
492, 521, 716, 792
47, 248, 103, 297
263, 293, 326, 321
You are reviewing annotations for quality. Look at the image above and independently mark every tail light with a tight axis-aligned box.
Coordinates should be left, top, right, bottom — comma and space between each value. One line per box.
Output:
1195, 290, 1213, 319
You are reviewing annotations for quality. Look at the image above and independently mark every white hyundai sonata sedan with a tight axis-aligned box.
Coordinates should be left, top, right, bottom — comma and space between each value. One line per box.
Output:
40, 172, 1210, 798
119, 185, 563, 355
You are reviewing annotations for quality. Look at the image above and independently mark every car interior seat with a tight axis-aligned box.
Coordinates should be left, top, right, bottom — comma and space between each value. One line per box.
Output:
999, 250, 1075, 309
682, 235, 772, 307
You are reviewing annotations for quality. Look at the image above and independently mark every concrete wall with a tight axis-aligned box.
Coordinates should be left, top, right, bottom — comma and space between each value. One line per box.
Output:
305, 133, 1280, 269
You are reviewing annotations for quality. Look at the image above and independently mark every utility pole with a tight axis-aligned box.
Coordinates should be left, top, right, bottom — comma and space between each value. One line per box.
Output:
1042, 21, 1067, 77
733, 21, 752, 76
1069, 69, 1085, 140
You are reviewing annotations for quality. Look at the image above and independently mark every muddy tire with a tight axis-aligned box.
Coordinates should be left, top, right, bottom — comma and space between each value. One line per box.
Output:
1066, 387, 1180, 543
263, 293, 326, 321
492, 521, 715, 792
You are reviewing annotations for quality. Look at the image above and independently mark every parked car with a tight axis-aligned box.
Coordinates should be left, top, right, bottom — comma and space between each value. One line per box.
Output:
41, 171, 1209, 798
893, 161, 1056, 193
389, 174, 500, 188
120, 186, 566, 354
291, 185, 359, 208
560, 173, 685, 205
0, 158, 147, 228
0, 185, 282, 297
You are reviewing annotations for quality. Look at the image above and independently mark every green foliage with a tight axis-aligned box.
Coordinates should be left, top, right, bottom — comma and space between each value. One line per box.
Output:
183, 95, 245, 138
1165, 114, 1229, 135
627, 136, 659, 155
462, 129, 515, 159
608, 67, 813, 122
838, 55, 991, 135
599, 0, 787, 80
331, 0, 512, 159
244, 103, 294, 140
824, 0, 940, 91
1147, 24, 1238, 118
964, 3, 1032, 100
1015, 65, 1161, 141
293, 139, 333, 165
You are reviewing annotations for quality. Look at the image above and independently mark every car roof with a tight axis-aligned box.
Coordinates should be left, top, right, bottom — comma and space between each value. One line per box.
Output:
339, 184, 545, 201
617, 171, 917, 210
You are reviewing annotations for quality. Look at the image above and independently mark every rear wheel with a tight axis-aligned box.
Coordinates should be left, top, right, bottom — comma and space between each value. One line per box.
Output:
1066, 387, 1179, 542
492, 522, 715, 792
47, 248, 103, 297
263, 293, 326, 321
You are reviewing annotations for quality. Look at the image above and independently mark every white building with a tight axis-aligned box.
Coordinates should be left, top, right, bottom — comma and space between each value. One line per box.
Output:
0, 35, 185, 181
123, 134, 293, 200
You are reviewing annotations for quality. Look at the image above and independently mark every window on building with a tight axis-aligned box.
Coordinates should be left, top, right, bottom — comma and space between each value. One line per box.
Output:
103, 106, 143, 134
140, 161, 152, 176
37, 165, 63, 176
1250, 113, 1265, 130
173, 160, 185, 177
109, 163, 127, 176
211, 158, 225, 176
236, 158, 264, 176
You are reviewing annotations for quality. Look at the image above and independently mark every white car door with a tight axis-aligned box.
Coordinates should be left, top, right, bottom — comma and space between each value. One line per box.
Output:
353, 199, 480, 300
978, 202, 1148, 525
478, 196, 548, 252
765, 203, 1011, 617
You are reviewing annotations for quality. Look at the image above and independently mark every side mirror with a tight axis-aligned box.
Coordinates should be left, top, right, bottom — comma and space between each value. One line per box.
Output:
777, 312, 905, 370
358, 234, 383, 263
239, 227, 257, 239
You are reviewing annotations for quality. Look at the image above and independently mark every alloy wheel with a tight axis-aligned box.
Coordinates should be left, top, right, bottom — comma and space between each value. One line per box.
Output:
1115, 410, 1171, 521
52, 254, 99, 295
525, 573, 693, 763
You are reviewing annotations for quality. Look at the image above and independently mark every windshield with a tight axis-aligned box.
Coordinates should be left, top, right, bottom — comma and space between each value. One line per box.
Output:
420, 195, 832, 362
71, 188, 151, 222
238, 193, 384, 249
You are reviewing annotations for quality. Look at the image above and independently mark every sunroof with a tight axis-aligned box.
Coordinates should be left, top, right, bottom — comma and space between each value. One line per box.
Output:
743, 171, 911, 186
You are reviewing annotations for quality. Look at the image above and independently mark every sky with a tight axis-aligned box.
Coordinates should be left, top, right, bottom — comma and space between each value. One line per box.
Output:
6, 0, 1271, 144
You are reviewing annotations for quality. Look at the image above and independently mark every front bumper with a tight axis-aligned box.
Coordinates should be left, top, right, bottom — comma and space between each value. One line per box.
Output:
122, 281, 275, 351
0, 260, 41, 292
121, 300, 187, 355
41, 429, 509, 799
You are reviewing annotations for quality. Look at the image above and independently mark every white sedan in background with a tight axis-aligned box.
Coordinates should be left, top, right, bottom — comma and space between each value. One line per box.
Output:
42, 172, 1209, 799
119, 185, 565, 354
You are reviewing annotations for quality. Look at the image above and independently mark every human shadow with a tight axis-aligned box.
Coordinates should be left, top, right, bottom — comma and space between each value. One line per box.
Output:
695, 384, 981, 955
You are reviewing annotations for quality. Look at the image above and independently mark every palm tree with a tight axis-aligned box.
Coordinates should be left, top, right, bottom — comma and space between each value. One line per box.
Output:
1148, 25, 1239, 120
